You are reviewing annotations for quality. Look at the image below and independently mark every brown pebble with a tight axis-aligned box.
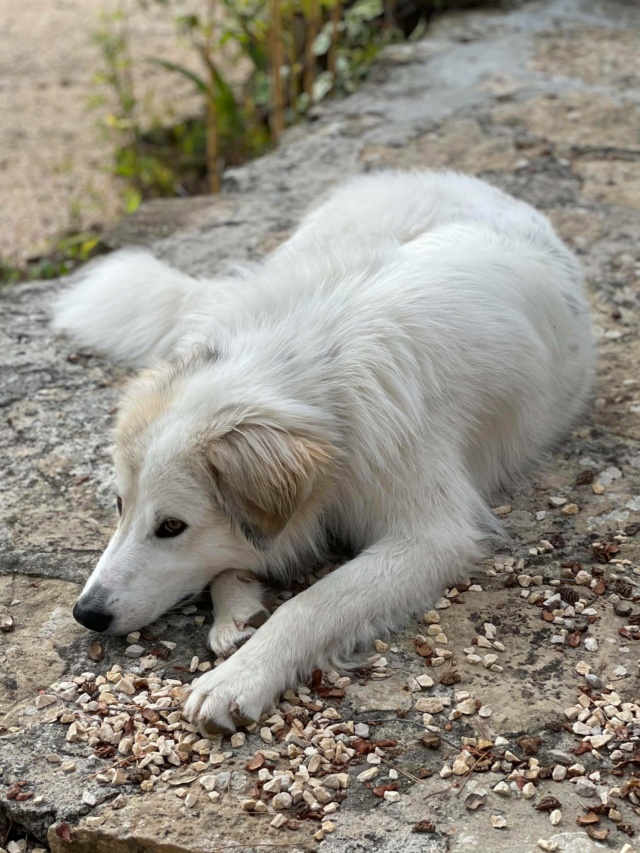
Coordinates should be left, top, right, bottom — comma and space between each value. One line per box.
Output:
89, 642, 104, 662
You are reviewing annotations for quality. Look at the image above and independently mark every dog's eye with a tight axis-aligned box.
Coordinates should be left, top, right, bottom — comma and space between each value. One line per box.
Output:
116, 496, 123, 516
156, 518, 187, 539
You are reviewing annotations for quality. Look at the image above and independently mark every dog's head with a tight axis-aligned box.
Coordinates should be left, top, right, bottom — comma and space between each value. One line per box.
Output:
73, 347, 335, 634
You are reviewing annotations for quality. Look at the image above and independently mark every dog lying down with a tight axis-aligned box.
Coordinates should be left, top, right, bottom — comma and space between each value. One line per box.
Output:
53, 170, 594, 730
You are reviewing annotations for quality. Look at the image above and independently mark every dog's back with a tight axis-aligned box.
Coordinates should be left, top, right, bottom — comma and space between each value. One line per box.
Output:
53, 169, 594, 503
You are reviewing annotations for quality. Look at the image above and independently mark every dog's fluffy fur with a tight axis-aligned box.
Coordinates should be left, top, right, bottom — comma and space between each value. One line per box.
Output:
53, 170, 594, 728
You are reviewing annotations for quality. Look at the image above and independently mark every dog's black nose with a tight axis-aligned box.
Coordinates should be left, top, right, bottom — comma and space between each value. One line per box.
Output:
73, 601, 113, 633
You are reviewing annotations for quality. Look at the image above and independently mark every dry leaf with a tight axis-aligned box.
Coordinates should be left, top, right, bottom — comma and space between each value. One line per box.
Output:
576, 812, 600, 826
592, 542, 620, 563
465, 792, 486, 811
412, 821, 436, 833
535, 797, 562, 812
373, 783, 399, 798
150, 646, 171, 660
586, 826, 609, 841
88, 641, 104, 662
314, 686, 345, 698
415, 642, 434, 658
55, 823, 73, 843
518, 736, 543, 756
420, 733, 441, 750
245, 754, 265, 772
5, 781, 26, 800
619, 627, 639, 641
352, 738, 374, 755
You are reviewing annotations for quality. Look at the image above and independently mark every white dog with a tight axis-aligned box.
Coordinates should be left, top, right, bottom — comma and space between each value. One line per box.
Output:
53, 170, 594, 729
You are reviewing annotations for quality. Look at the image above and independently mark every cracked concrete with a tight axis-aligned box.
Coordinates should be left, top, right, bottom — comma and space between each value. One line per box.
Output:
2, 0, 640, 851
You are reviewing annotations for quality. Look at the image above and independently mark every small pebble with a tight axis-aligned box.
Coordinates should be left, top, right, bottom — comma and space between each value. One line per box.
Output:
272, 792, 292, 810
548, 496, 566, 507
124, 644, 144, 659
562, 503, 579, 515
357, 767, 378, 783
575, 778, 596, 797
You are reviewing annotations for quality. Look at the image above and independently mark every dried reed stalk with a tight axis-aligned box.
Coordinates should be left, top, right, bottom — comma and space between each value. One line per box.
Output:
302, 0, 320, 97
203, 0, 220, 193
269, 0, 286, 140
328, 1, 341, 79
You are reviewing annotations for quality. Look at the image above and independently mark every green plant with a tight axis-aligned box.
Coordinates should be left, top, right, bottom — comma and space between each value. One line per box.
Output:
93, 6, 179, 210
91, 0, 400, 202
0, 230, 103, 287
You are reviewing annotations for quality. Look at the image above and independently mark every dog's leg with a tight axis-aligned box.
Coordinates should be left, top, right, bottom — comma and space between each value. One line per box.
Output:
207, 570, 270, 657
184, 504, 485, 729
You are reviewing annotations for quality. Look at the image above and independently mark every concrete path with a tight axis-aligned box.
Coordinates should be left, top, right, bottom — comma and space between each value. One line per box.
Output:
1, 1, 640, 851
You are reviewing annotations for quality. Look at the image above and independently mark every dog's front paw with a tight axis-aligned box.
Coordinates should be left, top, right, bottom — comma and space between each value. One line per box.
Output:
207, 606, 269, 657
207, 621, 255, 657
183, 656, 275, 731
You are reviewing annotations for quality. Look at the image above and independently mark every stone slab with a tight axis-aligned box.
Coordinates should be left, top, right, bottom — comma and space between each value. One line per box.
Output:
2, 1, 640, 851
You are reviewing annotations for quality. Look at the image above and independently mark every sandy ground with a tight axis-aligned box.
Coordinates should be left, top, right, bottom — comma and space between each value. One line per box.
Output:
0, 0, 203, 266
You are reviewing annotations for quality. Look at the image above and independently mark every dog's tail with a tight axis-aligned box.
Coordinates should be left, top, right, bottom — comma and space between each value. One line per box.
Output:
52, 249, 207, 366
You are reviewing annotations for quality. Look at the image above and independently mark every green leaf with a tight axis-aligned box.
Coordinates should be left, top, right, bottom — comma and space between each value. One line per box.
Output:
150, 58, 209, 96
311, 70, 334, 103
312, 29, 332, 57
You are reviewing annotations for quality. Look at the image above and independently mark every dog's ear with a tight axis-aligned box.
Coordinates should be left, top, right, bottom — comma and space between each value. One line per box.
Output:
206, 423, 334, 547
